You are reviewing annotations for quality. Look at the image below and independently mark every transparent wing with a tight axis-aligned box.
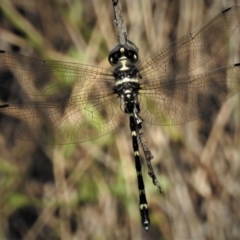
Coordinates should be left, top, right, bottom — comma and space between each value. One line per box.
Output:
138, 64, 240, 125
138, 6, 240, 78
0, 51, 124, 144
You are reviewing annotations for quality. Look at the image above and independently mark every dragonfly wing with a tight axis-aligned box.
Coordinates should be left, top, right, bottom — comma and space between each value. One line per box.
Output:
0, 51, 124, 144
138, 64, 240, 125
138, 6, 240, 78
0, 50, 114, 97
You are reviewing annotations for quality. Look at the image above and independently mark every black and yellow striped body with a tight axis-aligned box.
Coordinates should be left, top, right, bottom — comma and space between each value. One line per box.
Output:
129, 115, 150, 231
110, 44, 151, 231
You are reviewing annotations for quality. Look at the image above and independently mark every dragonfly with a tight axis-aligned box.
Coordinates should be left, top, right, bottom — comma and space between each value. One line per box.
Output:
1, 2, 240, 231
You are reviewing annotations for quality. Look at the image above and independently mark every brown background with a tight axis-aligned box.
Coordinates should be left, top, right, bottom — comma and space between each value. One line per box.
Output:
0, 0, 240, 239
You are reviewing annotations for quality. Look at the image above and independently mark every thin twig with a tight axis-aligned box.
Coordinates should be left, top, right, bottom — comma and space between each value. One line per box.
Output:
133, 109, 163, 193
112, 0, 128, 45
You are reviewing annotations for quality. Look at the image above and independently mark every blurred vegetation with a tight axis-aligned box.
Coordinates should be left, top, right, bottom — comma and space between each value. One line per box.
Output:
1, 0, 240, 239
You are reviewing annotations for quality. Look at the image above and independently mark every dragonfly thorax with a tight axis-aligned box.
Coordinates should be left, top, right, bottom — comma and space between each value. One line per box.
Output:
113, 66, 141, 114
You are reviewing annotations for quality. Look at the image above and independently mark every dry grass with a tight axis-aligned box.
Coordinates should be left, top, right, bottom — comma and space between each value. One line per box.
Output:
1, 0, 240, 239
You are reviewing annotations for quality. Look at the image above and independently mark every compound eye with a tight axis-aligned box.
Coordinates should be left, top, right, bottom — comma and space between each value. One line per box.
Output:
133, 53, 138, 62
113, 52, 120, 62
127, 50, 138, 63
115, 52, 120, 59
127, 51, 133, 57
109, 51, 120, 65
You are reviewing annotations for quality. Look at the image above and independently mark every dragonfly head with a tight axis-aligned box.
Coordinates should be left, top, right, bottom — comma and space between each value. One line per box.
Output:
108, 43, 138, 66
